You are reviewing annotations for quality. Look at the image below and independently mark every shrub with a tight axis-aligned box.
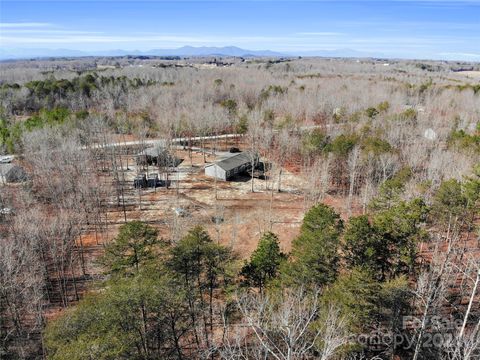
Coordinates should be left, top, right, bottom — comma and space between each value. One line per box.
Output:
302, 128, 329, 156
325, 133, 358, 156
365, 107, 379, 119
361, 136, 392, 155
448, 129, 480, 153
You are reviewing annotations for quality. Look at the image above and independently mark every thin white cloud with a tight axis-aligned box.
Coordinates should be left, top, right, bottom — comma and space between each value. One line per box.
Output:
0, 22, 53, 28
334, 19, 480, 31
0, 33, 311, 45
1, 29, 102, 34
296, 32, 344, 36
439, 52, 480, 58
349, 36, 474, 45
396, 0, 480, 3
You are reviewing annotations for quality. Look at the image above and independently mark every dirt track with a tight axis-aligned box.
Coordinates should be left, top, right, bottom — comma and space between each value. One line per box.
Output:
99, 147, 309, 257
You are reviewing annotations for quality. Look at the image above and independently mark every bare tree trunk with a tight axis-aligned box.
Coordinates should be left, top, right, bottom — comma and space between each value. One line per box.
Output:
346, 146, 359, 217
459, 266, 480, 339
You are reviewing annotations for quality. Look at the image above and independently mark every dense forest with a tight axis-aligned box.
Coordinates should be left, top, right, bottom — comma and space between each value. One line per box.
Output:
0, 57, 479, 359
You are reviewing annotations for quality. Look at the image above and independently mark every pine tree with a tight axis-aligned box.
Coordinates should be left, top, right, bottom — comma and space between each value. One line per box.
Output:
282, 204, 343, 287
241, 232, 286, 291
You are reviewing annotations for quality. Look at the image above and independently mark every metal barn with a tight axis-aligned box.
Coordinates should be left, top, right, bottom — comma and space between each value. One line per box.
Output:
136, 146, 181, 167
205, 152, 256, 181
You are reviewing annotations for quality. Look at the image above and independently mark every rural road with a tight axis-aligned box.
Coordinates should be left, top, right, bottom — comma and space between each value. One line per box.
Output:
89, 133, 240, 150
90, 124, 333, 150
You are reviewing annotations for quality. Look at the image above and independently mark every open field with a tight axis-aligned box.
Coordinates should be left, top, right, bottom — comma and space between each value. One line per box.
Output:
102, 145, 307, 256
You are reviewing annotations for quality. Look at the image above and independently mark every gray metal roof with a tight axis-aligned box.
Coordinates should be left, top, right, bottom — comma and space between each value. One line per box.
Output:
138, 146, 167, 157
0, 163, 14, 176
214, 152, 253, 172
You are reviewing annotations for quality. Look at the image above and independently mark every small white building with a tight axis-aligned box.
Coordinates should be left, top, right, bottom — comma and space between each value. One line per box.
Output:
205, 152, 255, 181
0, 155, 15, 164
424, 128, 437, 140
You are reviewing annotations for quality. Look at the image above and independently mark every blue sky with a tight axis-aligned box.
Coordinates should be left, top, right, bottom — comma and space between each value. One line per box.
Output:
1, 1, 480, 60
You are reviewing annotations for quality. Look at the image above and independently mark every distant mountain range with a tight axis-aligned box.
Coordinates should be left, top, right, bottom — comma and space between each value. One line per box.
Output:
0, 45, 383, 60
293, 48, 383, 58
0, 46, 283, 60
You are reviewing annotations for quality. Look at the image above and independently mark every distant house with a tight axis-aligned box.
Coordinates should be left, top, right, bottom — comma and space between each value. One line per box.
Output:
0, 164, 27, 184
136, 146, 181, 167
0, 155, 15, 164
205, 152, 257, 181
